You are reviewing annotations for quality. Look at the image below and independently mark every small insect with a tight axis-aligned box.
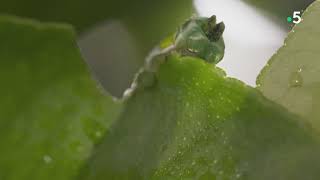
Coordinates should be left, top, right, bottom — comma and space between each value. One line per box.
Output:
175, 15, 225, 64
146, 15, 225, 70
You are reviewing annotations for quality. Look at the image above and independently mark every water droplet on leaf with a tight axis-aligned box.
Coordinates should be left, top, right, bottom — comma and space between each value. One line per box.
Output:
82, 118, 105, 143
289, 68, 303, 87
43, 155, 52, 164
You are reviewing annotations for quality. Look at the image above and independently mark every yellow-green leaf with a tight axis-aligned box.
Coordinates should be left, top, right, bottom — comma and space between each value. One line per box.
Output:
257, 1, 320, 131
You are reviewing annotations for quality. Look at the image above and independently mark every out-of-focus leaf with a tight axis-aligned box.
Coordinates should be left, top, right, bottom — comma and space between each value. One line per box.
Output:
80, 54, 320, 180
257, 1, 320, 131
0, 0, 193, 36
0, 0, 194, 97
0, 0, 194, 57
0, 16, 121, 180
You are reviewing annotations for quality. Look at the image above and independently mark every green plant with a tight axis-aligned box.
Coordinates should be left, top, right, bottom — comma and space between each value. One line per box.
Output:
1, 0, 320, 180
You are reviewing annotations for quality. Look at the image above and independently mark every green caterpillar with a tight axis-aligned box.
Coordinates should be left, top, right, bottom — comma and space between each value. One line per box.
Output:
126, 15, 225, 97
175, 15, 225, 64
146, 15, 225, 71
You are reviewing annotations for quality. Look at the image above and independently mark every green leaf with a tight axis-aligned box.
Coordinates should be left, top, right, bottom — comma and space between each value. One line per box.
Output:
80, 54, 320, 180
0, 16, 122, 180
257, 1, 320, 131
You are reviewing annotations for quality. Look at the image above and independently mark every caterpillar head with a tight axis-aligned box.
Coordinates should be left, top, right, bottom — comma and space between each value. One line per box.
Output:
175, 15, 225, 64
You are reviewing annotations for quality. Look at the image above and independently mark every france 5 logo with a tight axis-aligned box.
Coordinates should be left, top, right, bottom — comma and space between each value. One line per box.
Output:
287, 11, 302, 24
